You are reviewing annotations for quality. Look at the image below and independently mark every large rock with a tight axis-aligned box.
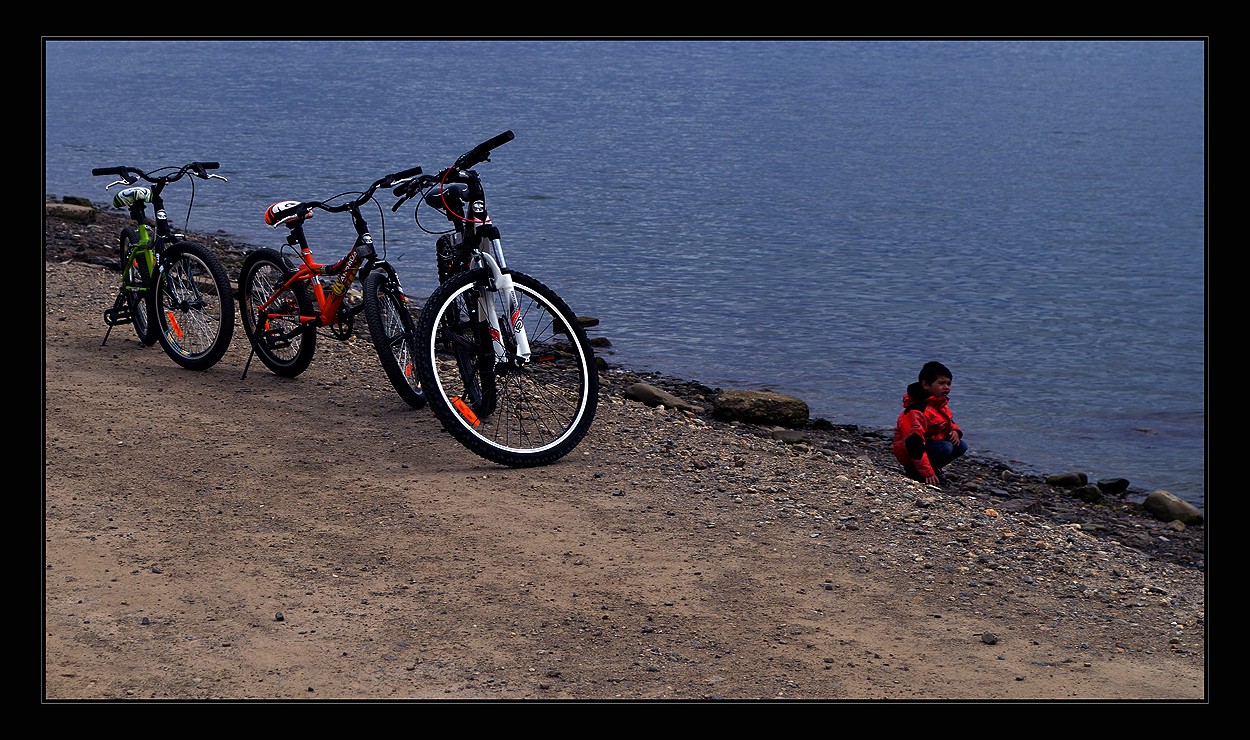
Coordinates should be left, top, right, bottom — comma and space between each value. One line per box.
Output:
1096, 478, 1131, 495
1070, 484, 1103, 503
1046, 472, 1088, 488
712, 389, 809, 428
1142, 490, 1204, 525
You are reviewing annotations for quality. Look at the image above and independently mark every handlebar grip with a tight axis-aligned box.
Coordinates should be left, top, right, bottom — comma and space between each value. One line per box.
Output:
480, 130, 515, 151
91, 166, 127, 176
194, 161, 220, 170
455, 130, 516, 168
381, 165, 424, 187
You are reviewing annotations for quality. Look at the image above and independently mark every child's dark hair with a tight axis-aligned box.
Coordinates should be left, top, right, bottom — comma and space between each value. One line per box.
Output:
919, 361, 952, 384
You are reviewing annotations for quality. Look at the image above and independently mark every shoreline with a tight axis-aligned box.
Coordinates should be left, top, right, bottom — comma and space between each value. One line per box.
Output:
44, 199, 1206, 699
43, 197, 1205, 572
46, 196, 1205, 512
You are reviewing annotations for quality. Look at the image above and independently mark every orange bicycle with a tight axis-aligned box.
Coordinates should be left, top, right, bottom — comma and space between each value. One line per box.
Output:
237, 166, 428, 408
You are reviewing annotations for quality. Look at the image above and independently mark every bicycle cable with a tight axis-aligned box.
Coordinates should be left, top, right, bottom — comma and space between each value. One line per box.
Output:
182, 174, 196, 234
412, 185, 455, 237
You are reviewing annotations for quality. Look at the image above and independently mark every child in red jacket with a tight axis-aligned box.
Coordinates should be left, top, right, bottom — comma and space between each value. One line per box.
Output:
892, 361, 968, 486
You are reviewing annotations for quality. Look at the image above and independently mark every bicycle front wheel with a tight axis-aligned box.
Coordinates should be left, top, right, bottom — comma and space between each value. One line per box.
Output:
238, 248, 317, 378
414, 268, 598, 467
119, 227, 158, 346
154, 241, 235, 371
362, 270, 426, 409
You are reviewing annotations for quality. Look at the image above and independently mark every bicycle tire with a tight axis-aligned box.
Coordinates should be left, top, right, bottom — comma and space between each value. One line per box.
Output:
362, 270, 427, 409
414, 268, 598, 467
119, 227, 158, 346
238, 248, 317, 378
153, 241, 236, 371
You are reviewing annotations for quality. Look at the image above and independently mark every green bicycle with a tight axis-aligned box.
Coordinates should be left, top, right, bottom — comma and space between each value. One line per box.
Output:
93, 161, 236, 371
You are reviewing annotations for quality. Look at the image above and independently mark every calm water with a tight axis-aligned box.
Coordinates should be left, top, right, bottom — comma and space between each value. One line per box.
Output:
43, 40, 1207, 511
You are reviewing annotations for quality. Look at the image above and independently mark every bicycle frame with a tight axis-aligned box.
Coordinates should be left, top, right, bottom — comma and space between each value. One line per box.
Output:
252, 204, 398, 340
268, 234, 364, 329
130, 223, 157, 271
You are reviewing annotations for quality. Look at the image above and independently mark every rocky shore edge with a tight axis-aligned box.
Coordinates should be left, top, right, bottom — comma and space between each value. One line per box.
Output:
43, 196, 1206, 572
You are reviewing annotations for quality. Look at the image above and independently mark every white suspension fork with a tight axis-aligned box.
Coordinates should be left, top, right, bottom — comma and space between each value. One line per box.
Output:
474, 238, 531, 365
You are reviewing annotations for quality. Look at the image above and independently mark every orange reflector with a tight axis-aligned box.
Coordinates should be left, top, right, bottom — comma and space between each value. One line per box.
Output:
452, 396, 481, 427
167, 312, 183, 339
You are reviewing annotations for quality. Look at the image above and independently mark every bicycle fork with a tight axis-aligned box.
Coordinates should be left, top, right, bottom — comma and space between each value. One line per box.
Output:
476, 244, 531, 368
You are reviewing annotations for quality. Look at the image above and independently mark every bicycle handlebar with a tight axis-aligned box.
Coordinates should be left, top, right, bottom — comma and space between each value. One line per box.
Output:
291, 166, 425, 219
91, 161, 225, 187
389, 131, 515, 212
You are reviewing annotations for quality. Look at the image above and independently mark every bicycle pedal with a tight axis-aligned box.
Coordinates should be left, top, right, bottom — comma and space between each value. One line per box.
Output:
103, 305, 132, 326
260, 327, 293, 350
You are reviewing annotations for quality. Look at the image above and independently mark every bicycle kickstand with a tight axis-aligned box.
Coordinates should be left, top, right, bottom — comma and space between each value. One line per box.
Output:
101, 292, 128, 346
241, 344, 256, 380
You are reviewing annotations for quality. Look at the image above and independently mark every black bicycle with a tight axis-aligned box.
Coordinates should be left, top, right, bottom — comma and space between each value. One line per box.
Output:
92, 161, 236, 371
389, 131, 598, 467
237, 166, 428, 409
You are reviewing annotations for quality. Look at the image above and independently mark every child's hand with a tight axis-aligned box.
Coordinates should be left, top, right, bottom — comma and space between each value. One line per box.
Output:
924, 474, 941, 486
950, 430, 961, 445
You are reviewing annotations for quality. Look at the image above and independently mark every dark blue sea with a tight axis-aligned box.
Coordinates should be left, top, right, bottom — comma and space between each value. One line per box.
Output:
43, 39, 1207, 512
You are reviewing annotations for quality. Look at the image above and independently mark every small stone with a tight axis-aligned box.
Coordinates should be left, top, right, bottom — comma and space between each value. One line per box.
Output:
981, 632, 999, 645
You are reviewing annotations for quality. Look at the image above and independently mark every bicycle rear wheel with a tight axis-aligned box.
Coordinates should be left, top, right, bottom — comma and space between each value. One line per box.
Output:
238, 248, 317, 378
362, 269, 426, 409
119, 227, 158, 346
154, 241, 235, 371
414, 268, 598, 467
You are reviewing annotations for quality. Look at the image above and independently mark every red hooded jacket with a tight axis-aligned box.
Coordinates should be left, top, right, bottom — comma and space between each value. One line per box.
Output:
892, 382, 962, 479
